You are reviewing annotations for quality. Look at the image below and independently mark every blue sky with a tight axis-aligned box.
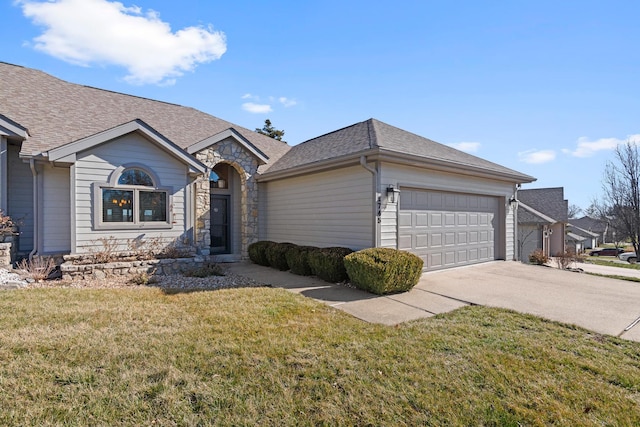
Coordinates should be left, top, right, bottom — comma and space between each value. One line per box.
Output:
3, 0, 640, 212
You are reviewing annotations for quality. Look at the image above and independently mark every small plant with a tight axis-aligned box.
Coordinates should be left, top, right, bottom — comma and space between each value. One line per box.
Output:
529, 249, 550, 265
90, 236, 120, 263
16, 256, 56, 282
554, 248, 578, 270
0, 209, 18, 235
129, 270, 158, 286
184, 262, 225, 278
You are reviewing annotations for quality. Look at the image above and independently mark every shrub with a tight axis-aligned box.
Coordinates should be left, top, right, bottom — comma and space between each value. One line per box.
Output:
529, 249, 550, 265
184, 262, 225, 278
344, 248, 423, 295
129, 271, 158, 286
285, 246, 318, 276
307, 247, 354, 283
266, 242, 296, 271
248, 241, 276, 266
16, 256, 56, 282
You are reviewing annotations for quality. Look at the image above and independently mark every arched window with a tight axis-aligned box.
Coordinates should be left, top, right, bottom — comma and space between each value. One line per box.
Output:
98, 165, 171, 228
118, 169, 154, 186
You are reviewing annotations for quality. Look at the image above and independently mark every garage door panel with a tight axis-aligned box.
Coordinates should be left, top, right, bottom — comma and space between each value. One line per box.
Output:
415, 213, 429, 227
399, 189, 499, 271
398, 212, 413, 227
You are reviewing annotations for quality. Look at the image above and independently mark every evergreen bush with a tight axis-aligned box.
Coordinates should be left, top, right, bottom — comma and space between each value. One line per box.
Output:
344, 247, 423, 295
307, 247, 353, 282
247, 241, 275, 266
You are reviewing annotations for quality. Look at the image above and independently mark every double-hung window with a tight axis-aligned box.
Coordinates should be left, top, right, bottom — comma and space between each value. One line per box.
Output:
95, 165, 171, 230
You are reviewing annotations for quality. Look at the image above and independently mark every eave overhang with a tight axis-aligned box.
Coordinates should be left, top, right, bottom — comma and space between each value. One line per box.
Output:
45, 119, 207, 175
257, 147, 537, 184
187, 127, 269, 165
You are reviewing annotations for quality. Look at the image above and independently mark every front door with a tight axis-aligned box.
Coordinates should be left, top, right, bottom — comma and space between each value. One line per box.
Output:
210, 195, 230, 254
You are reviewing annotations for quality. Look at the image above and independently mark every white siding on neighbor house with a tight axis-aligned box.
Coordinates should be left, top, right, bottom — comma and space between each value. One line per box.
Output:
74, 133, 189, 253
41, 164, 71, 253
379, 162, 514, 261
264, 165, 374, 249
7, 144, 34, 253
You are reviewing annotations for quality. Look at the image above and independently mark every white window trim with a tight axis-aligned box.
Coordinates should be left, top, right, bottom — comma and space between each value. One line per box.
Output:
92, 163, 173, 231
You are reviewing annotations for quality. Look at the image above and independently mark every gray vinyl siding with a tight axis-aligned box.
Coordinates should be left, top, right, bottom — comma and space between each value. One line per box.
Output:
74, 133, 188, 253
0, 138, 6, 211
379, 162, 514, 261
7, 144, 34, 253
264, 165, 374, 249
41, 164, 71, 253
519, 224, 541, 263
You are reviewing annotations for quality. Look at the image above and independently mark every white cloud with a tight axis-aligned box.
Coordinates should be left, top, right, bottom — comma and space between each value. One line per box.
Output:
241, 93, 253, 99
278, 97, 297, 107
18, 0, 227, 85
447, 142, 480, 153
562, 134, 640, 158
242, 102, 273, 114
518, 149, 556, 164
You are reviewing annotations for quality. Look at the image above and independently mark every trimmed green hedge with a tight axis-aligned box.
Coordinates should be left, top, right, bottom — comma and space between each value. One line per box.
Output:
247, 241, 275, 266
308, 247, 354, 283
285, 246, 317, 276
266, 242, 296, 271
344, 247, 423, 295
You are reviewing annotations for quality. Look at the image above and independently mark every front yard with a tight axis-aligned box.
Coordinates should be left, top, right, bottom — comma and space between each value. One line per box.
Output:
1, 286, 639, 425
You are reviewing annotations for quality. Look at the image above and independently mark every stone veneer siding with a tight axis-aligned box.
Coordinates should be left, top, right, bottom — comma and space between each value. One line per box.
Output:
0, 243, 12, 269
60, 256, 207, 281
194, 139, 261, 259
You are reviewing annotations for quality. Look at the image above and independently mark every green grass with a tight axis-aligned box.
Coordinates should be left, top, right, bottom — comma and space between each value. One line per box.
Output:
585, 257, 640, 269
1, 287, 640, 425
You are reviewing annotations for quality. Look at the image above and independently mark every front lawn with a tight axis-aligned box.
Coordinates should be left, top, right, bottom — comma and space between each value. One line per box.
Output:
1, 287, 639, 425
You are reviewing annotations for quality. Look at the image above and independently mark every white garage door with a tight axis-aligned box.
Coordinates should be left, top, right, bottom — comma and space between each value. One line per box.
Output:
398, 189, 500, 270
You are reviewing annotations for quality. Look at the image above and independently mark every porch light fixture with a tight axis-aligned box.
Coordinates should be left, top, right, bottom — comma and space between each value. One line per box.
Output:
216, 179, 227, 189
386, 185, 400, 203
508, 196, 518, 207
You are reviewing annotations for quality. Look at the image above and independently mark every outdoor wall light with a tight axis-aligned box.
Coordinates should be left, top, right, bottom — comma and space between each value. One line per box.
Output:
387, 185, 400, 203
508, 196, 518, 207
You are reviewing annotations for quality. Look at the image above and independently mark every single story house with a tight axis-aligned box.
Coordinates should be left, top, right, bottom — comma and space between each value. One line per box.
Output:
1, 62, 535, 271
570, 216, 610, 247
567, 223, 599, 250
516, 187, 568, 262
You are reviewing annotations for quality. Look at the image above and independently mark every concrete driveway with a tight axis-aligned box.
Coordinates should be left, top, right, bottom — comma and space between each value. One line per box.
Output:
227, 261, 640, 342
420, 262, 640, 341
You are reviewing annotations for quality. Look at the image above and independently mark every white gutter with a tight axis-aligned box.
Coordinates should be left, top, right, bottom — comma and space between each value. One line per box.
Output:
360, 156, 379, 248
512, 183, 519, 261
29, 159, 39, 259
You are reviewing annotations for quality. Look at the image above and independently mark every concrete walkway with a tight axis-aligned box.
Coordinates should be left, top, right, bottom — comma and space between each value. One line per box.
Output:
225, 261, 640, 342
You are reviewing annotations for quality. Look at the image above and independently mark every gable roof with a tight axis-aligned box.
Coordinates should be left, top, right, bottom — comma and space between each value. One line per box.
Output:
517, 187, 568, 223
261, 118, 535, 182
48, 119, 207, 175
518, 201, 558, 224
570, 216, 608, 234
0, 62, 290, 172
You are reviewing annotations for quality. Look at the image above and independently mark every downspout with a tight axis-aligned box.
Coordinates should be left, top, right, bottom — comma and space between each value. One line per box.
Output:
360, 156, 379, 247
29, 159, 39, 259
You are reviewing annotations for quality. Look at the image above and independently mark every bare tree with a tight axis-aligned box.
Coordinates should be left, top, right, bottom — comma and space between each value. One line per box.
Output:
602, 142, 640, 254
567, 203, 582, 219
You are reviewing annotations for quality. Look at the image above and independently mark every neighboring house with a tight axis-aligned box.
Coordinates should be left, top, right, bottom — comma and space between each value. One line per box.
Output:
567, 223, 599, 250
1, 62, 535, 271
516, 187, 568, 262
570, 216, 610, 246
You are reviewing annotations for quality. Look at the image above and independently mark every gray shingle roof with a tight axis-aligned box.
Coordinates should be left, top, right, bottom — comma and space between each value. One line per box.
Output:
517, 187, 568, 222
570, 216, 608, 234
265, 118, 535, 181
0, 62, 290, 172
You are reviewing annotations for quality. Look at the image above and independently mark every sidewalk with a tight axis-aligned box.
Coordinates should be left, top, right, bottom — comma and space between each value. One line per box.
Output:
549, 258, 640, 279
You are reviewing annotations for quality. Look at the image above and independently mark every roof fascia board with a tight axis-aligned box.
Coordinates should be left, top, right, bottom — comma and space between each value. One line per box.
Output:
47, 119, 206, 174
187, 128, 268, 164
376, 149, 536, 184
256, 149, 378, 182
0, 117, 28, 139
519, 201, 557, 224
